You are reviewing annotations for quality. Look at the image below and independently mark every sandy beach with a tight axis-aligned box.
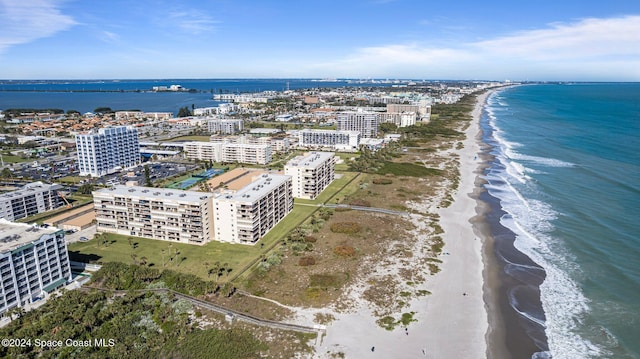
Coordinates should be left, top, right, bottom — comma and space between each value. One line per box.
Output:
312, 90, 493, 358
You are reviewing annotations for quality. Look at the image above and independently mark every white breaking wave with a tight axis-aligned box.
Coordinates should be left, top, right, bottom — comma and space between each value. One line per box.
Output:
486, 111, 605, 358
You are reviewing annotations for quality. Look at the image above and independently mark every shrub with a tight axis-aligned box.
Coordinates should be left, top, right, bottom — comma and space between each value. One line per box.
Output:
348, 199, 371, 207
372, 178, 393, 185
304, 236, 318, 243
333, 245, 356, 257
298, 256, 316, 266
330, 222, 361, 234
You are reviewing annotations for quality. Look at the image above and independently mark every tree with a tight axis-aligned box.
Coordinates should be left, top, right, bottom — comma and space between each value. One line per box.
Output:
1, 168, 12, 179
379, 122, 398, 134
144, 164, 152, 187
177, 106, 192, 117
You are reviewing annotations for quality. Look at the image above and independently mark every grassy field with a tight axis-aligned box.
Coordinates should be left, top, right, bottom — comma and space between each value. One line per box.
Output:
68, 233, 261, 280
1, 154, 31, 163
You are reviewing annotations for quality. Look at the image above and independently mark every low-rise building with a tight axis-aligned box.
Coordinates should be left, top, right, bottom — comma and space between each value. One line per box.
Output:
285, 152, 335, 199
93, 186, 215, 245
0, 220, 72, 315
0, 182, 63, 221
213, 174, 293, 245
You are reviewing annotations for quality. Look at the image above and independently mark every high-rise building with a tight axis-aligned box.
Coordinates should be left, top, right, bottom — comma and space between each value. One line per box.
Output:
285, 152, 336, 200
214, 174, 293, 245
0, 220, 72, 315
76, 126, 140, 177
336, 110, 379, 138
0, 182, 63, 221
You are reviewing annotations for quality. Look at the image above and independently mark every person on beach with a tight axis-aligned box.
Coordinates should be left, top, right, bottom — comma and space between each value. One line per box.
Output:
371, 346, 375, 352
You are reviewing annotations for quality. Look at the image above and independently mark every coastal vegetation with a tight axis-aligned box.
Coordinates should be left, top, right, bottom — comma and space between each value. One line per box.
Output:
0, 284, 312, 358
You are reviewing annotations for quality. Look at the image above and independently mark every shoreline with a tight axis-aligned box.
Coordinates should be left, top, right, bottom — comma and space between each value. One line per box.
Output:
477, 87, 550, 358
314, 90, 493, 358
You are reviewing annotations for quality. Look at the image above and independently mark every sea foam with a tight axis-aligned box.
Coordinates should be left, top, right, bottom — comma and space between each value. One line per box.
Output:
486, 98, 605, 358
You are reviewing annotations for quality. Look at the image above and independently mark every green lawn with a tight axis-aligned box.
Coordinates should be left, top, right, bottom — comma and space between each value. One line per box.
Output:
1, 154, 30, 163
334, 152, 359, 172
68, 233, 262, 280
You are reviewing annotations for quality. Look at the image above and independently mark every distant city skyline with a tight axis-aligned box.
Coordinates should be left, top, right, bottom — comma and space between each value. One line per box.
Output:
1, 0, 639, 81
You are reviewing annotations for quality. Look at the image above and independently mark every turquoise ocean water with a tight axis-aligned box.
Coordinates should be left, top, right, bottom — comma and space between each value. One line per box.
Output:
483, 83, 640, 358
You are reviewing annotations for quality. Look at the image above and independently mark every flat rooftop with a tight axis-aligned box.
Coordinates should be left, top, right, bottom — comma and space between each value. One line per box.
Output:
218, 174, 290, 203
94, 185, 213, 203
0, 219, 60, 253
0, 182, 62, 201
286, 151, 335, 169
206, 168, 268, 191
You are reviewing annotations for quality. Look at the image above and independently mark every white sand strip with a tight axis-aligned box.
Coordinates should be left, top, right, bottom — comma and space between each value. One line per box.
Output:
315, 90, 493, 359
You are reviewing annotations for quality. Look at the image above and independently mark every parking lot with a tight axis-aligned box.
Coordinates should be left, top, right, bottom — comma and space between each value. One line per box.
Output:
95, 161, 199, 187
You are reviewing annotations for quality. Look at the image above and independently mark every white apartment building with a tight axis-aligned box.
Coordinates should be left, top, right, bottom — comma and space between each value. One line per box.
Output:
213, 93, 271, 103
298, 129, 360, 151
377, 112, 417, 127
115, 111, 173, 121
194, 103, 237, 116
214, 174, 293, 245
183, 141, 272, 164
76, 126, 140, 177
284, 152, 335, 200
93, 186, 215, 245
336, 110, 379, 138
0, 220, 72, 315
0, 182, 63, 221
208, 119, 244, 134
223, 143, 271, 165
184, 142, 224, 162
213, 134, 289, 153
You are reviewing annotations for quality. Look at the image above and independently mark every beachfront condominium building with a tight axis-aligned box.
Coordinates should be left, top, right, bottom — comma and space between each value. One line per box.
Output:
214, 174, 293, 245
0, 182, 63, 221
183, 141, 272, 165
0, 220, 72, 315
298, 129, 361, 151
336, 110, 379, 138
208, 119, 244, 134
284, 152, 336, 200
93, 186, 215, 245
76, 126, 140, 177
184, 142, 224, 162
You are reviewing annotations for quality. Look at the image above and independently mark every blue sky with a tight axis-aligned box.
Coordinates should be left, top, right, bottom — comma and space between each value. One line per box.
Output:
1, 0, 639, 80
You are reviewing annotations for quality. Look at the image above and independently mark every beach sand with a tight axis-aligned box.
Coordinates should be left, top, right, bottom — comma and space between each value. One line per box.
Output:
313, 91, 493, 358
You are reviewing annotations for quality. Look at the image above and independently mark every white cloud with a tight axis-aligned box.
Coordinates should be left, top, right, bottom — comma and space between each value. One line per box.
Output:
0, 0, 77, 52
475, 15, 640, 60
167, 9, 219, 35
312, 15, 640, 80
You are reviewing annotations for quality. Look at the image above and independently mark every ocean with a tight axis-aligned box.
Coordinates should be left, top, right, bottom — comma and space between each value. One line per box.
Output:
481, 83, 640, 358
0, 79, 378, 114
